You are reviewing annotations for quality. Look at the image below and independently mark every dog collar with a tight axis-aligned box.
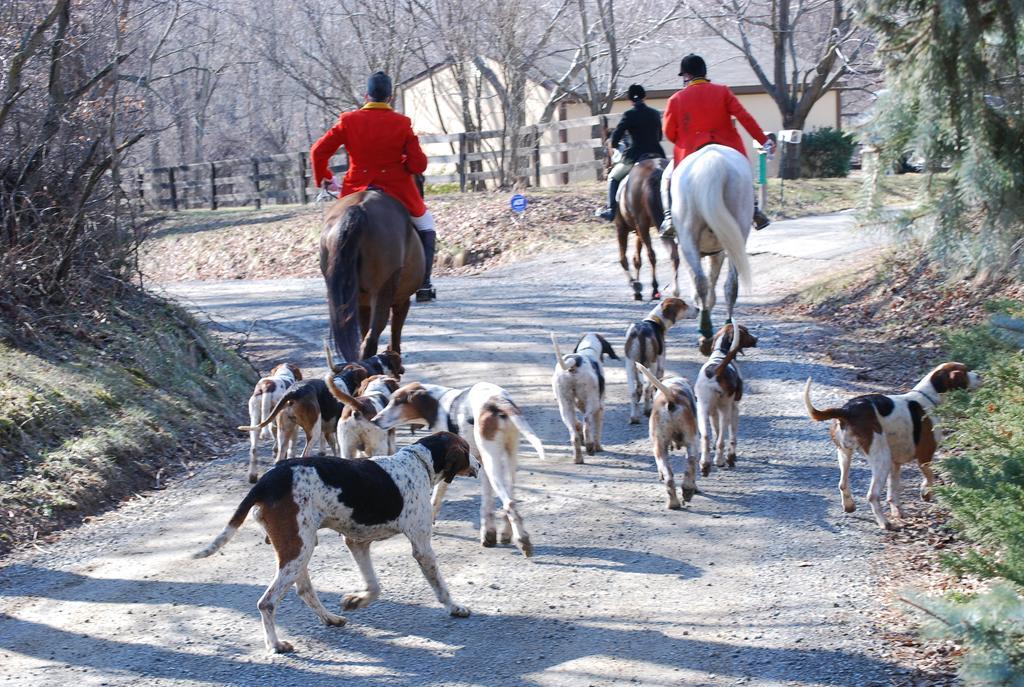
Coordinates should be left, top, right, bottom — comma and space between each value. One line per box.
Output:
916, 388, 940, 406
644, 315, 665, 329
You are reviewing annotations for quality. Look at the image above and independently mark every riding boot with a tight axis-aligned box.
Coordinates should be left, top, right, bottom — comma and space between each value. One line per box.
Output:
597, 178, 621, 222
412, 211, 437, 302
753, 207, 771, 230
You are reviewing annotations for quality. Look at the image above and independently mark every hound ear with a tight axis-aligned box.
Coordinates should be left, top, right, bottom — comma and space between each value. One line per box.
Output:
597, 334, 619, 360
443, 434, 473, 482
288, 364, 303, 380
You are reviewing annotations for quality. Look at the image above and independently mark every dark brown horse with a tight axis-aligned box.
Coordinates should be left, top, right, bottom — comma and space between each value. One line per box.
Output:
614, 157, 680, 301
321, 190, 425, 362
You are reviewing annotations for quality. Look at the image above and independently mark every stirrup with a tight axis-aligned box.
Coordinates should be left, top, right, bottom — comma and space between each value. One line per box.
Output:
416, 286, 436, 302
658, 220, 676, 239
596, 207, 615, 222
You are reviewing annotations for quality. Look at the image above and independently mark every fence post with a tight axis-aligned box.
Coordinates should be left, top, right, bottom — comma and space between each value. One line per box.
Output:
167, 167, 178, 212
251, 157, 261, 210
458, 132, 467, 193
135, 168, 144, 211
297, 152, 309, 204
532, 125, 541, 188
209, 162, 217, 210
595, 115, 609, 182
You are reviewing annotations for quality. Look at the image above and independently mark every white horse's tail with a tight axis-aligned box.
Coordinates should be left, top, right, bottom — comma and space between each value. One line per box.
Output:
686, 154, 752, 291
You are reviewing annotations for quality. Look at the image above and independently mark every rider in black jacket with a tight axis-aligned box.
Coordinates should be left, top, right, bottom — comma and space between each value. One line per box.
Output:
597, 84, 666, 221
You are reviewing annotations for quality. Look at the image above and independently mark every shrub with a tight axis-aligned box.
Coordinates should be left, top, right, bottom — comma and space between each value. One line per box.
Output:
799, 128, 856, 178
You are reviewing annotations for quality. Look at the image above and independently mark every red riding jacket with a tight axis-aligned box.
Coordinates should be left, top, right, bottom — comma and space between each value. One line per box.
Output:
310, 102, 428, 217
663, 79, 768, 164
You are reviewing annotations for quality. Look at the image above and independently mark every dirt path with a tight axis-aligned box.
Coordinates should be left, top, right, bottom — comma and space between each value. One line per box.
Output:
0, 212, 919, 686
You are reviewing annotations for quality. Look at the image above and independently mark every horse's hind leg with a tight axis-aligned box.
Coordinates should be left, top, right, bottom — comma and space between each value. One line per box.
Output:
616, 222, 641, 301
360, 279, 397, 360
389, 297, 412, 354
640, 226, 660, 300
632, 233, 645, 301
723, 263, 739, 325
677, 222, 712, 353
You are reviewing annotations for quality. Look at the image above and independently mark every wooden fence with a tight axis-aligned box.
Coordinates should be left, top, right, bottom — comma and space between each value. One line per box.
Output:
131, 113, 623, 212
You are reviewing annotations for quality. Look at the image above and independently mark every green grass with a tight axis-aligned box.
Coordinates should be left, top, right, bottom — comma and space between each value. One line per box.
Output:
0, 291, 255, 552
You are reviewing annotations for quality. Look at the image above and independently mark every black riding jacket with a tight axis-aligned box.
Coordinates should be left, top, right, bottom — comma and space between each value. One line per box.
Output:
610, 101, 665, 163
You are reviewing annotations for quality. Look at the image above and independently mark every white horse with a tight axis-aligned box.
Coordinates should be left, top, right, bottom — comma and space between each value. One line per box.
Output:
666, 144, 753, 355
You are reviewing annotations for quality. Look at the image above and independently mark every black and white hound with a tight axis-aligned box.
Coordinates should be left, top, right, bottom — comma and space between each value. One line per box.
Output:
193, 432, 479, 654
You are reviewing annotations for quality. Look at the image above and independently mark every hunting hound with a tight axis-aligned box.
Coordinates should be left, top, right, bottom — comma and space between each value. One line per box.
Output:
193, 432, 478, 654
245, 363, 302, 483
636, 363, 701, 510
804, 362, 981, 530
694, 323, 758, 476
624, 297, 698, 423
550, 332, 618, 463
373, 381, 546, 557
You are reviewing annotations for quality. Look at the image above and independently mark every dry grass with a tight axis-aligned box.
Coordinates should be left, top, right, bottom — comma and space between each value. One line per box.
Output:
0, 292, 255, 553
139, 175, 924, 284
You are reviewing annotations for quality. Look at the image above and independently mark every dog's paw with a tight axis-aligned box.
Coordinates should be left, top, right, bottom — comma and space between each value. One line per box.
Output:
517, 535, 534, 558
270, 640, 294, 654
681, 486, 696, 503
585, 443, 597, 456
574, 455, 586, 465
883, 521, 901, 532
499, 528, 513, 545
481, 530, 497, 548
448, 603, 471, 618
248, 473, 259, 484
726, 453, 736, 468
341, 592, 376, 611
322, 613, 347, 627
668, 500, 683, 510
842, 499, 856, 513
628, 416, 641, 425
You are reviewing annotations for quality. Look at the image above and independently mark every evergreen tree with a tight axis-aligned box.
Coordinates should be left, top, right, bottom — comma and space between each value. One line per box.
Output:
859, 0, 1024, 274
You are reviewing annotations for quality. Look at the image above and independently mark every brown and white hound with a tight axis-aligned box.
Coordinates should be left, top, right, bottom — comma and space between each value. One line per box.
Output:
329, 374, 400, 459
694, 323, 758, 476
372, 381, 546, 557
623, 297, 698, 424
804, 362, 981, 530
238, 365, 368, 469
637, 363, 701, 510
193, 432, 479, 654
245, 363, 302, 483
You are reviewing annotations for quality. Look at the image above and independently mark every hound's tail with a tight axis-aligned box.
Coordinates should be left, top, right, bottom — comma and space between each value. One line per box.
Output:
713, 321, 743, 381
635, 362, 673, 399
802, 378, 847, 422
325, 372, 361, 409
192, 487, 261, 558
258, 391, 274, 440
686, 152, 752, 291
550, 333, 573, 371
487, 397, 546, 461
238, 389, 295, 431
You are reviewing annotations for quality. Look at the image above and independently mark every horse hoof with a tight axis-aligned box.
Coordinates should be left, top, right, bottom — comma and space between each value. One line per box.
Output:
698, 337, 713, 356
633, 293, 643, 301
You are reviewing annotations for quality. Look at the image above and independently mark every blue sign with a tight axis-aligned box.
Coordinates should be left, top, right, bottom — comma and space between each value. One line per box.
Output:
510, 194, 528, 213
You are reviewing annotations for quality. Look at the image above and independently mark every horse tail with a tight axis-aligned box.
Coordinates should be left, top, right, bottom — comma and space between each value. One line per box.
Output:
689, 155, 752, 291
325, 204, 366, 362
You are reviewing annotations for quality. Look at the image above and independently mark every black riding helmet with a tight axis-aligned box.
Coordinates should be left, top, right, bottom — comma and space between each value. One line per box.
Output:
367, 71, 392, 101
627, 84, 646, 102
678, 54, 707, 78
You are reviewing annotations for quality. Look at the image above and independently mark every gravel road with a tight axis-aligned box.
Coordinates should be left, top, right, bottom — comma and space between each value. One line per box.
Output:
0, 212, 918, 686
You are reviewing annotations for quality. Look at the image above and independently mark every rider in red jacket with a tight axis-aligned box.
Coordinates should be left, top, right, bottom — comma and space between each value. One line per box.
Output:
310, 72, 437, 301
659, 54, 775, 237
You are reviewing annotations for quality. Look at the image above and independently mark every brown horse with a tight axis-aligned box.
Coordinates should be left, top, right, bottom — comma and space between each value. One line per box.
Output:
320, 190, 425, 362
614, 157, 680, 301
